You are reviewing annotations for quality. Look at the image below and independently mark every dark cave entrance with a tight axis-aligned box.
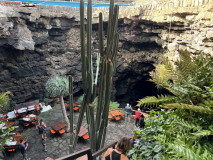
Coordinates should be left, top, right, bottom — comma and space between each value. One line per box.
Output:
113, 40, 168, 109
114, 70, 167, 109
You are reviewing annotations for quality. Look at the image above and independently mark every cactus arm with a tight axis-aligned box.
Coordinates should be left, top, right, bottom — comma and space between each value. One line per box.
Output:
98, 13, 104, 57
80, 0, 87, 91
69, 76, 74, 153
73, 94, 87, 149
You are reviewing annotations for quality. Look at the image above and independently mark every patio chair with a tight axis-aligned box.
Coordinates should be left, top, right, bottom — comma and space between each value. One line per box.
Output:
7, 148, 15, 152
82, 134, 89, 140
115, 116, 120, 120
15, 110, 20, 117
120, 113, 125, 116
51, 129, 57, 134
59, 129, 65, 134
73, 106, 79, 111
24, 123, 30, 127
31, 120, 37, 125
108, 115, 113, 119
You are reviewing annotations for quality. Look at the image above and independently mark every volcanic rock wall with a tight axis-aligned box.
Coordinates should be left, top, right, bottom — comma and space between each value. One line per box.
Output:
0, 1, 212, 104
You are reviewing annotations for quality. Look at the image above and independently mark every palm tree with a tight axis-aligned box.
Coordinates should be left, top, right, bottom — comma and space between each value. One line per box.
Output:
45, 76, 70, 131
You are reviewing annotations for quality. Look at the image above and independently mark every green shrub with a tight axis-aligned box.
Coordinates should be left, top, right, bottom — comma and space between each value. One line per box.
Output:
93, 98, 120, 110
77, 95, 84, 104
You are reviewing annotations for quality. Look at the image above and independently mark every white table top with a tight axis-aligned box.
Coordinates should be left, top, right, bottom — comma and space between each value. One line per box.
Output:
29, 114, 36, 117
17, 108, 27, 113
5, 140, 17, 146
7, 111, 16, 119
23, 118, 30, 121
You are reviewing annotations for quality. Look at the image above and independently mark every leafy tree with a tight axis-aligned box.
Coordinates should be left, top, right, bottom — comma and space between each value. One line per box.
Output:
0, 91, 15, 158
136, 51, 213, 159
45, 76, 70, 131
0, 122, 15, 159
0, 91, 13, 112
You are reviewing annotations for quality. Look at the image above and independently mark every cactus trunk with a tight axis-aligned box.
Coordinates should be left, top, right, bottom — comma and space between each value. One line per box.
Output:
73, 0, 119, 153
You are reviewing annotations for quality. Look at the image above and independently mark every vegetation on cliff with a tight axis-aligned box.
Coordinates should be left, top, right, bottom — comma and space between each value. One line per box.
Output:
129, 51, 213, 159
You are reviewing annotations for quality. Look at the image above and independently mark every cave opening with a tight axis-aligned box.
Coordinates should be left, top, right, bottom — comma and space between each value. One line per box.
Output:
114, 58, 169, 110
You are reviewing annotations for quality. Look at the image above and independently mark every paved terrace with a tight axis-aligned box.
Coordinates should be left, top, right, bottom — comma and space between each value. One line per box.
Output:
4, 104, 137, 160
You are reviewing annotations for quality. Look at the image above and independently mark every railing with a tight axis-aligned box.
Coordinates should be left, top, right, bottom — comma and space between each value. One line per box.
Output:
55, 141, 117, 160
92, 141, 117, 158
56, 148, 92, 160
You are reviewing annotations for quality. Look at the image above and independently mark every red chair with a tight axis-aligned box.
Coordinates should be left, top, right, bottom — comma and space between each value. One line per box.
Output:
24, 123, 30, 127
36, 104, 40, 110
108, 115, 113, 119
120, 113, 125, 116
31, 121, 37, 125
73, 107, 79, 111
59, 129, 65, 134
8, 149, 15, 152
115, 116, 120, 120
82, 134, 89, 140
51, 129, 56, 134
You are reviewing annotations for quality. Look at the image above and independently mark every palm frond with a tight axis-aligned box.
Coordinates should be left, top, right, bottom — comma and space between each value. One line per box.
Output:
168, 138, 201, 160
164, 103, 213, 114
137, 95, 177, 107
175, 51, 196, 83
176, 118, 201, 130
192, 130, 212, 139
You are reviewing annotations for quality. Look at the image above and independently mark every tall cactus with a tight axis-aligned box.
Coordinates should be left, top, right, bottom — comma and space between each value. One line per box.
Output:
72, 0, 119, 153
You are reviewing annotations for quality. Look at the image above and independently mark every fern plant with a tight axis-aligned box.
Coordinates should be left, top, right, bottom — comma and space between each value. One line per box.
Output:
136, 51, 213, 159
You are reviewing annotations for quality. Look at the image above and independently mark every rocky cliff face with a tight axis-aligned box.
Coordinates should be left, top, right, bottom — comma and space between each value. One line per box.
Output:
0, 2, 212, 105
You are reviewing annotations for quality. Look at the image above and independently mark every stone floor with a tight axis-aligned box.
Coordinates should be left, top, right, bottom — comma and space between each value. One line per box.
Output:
4, 104, 137, 160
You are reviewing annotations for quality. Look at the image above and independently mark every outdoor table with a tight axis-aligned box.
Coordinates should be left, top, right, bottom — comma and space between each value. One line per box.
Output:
5, 138, 17, 146
73, 126, 89, 139
51, 121, 66, 132
108, 110, 124, 120
17, 107, 27, 114
15, 100, 41, 116
0, 121, 15, 130
20, 114, 37, 122
28, 105, 36, 111
19, 114, 37, 126
110, 110, 122, 117
4, 135, 23, 151
7, 111, 16, 120
5, 121, 15, 127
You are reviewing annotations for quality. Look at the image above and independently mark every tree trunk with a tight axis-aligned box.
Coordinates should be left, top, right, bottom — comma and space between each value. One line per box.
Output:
59, 95, 70, 132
